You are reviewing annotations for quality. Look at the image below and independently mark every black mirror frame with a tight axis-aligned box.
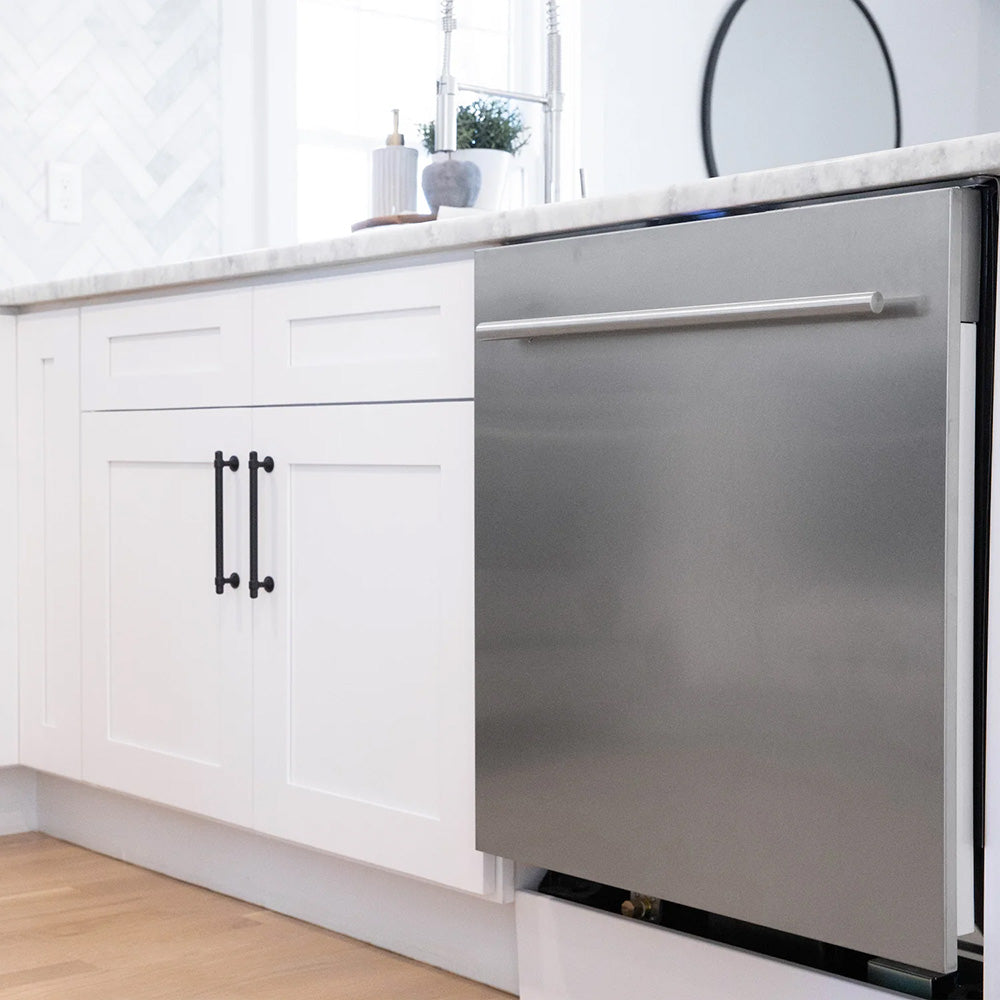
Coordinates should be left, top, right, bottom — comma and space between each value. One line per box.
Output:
700, 0, 902, 178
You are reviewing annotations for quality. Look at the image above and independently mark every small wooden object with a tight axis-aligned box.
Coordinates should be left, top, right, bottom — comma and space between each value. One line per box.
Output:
351, 212, 436, 232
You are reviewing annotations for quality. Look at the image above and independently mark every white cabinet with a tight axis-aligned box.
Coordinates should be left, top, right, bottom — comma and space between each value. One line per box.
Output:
80, 288, 253, 410
47, 256, 488, 893
80, 409, 254, 826
252, 261, 473, 406
252, 402, 488, 892
77, 399, 486, 891
0, 315, 16, 766
77, 263, 473, 412
18, 310, 81, 777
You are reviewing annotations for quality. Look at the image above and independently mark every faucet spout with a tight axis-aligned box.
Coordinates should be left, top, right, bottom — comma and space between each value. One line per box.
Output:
434, 1, 458, 152
544, 1, 563, 203
438, 1, 564, 202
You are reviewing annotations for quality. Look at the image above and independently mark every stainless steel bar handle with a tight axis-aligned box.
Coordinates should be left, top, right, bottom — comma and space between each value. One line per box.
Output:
476, 291, 889, 342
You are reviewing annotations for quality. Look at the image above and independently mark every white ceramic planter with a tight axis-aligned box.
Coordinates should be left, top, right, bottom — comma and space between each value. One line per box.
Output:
449, 148, 513, 210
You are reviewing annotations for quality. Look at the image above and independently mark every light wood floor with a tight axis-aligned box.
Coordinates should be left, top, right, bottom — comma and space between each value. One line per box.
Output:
0, 833, 514, 999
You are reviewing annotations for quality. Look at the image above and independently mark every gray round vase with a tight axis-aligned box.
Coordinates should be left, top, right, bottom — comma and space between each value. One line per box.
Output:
421, 156, 482, 213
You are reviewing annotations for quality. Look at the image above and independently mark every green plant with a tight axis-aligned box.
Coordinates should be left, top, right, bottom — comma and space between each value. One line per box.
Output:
418, 99, 529, 155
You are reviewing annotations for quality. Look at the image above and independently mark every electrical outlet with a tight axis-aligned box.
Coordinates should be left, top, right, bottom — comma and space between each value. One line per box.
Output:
47, 161, 83, 224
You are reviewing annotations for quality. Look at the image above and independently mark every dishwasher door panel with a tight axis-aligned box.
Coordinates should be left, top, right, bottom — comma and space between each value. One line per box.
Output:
475, 188, 972, 974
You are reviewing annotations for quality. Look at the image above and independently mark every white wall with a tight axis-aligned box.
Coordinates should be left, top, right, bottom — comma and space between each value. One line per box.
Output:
869, 0, 981, 142
579, 1, 722, 197
580, 0, 994, 198
977, 0, 1000, 135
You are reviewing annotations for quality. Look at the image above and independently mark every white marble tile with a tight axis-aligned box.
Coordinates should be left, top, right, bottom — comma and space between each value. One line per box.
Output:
0, 0, 220, 290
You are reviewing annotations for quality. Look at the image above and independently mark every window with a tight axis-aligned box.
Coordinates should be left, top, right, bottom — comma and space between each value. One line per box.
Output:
294, 0, 551, 239
219, 0, 577, 249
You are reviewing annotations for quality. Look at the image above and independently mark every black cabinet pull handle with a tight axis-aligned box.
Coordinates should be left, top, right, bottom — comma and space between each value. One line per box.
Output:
249, 451, 274, 599
214, 452, 240, 594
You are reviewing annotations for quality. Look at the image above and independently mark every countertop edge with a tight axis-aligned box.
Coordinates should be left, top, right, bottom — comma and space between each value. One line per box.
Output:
5, 132, 1000, 310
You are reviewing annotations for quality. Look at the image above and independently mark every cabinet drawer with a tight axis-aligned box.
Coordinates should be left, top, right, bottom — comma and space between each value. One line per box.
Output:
81, 288, 252, 410
252, 259, 473, 405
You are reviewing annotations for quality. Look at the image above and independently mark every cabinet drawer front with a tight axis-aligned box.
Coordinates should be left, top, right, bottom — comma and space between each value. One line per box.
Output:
253, 260, 473, 405
81, 288, 252, 410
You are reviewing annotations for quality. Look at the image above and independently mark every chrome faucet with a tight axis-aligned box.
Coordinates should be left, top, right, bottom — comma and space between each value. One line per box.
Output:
435, 1, 563, 204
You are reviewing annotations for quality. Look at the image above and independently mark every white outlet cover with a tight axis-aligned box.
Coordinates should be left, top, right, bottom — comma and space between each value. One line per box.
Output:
47, 161, 83, 224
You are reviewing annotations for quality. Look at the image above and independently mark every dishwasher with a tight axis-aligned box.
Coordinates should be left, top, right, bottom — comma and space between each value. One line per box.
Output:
474, 185, 984, 985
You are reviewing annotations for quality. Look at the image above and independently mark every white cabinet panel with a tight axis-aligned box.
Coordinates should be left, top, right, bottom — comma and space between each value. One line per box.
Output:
252, 402, 489, 893
0, 315, 16, 766
252, 260, 473, 405
18, 309, 81, 777
81, 288, 253, 410
81, 409, 253, 826
282, 463, 441, 813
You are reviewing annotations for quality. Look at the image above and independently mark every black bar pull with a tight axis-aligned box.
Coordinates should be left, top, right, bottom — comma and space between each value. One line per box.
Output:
214, 451, 240, 594
248, 451, 275, 599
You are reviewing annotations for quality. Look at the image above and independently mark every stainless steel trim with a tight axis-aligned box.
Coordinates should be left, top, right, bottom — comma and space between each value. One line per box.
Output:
445, 1, 562, 202
458, 83, 548, 105
476, 291, 888, 341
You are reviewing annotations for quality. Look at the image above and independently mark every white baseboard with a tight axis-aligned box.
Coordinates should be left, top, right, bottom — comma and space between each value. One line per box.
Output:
34, 774, 518, 994
0, 766, 38, 833
515, 890, 887, 1000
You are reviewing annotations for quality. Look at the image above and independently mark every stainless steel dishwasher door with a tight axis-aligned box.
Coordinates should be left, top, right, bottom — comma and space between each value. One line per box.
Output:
475, 186, 978, 975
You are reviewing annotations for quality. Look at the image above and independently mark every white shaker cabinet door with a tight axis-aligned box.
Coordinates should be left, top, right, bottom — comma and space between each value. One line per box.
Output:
81, 409, 253, 827
18, 310, 81, 777
252, 401, 490, 893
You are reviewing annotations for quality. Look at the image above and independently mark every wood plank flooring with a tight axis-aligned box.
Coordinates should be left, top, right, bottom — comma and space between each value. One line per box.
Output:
0, 833, 514, 999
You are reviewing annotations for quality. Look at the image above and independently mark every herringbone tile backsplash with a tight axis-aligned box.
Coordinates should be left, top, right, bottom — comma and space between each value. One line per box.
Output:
0, 0, 221, 286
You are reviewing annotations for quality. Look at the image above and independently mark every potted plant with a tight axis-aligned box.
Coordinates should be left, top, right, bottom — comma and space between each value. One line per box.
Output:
419, 99, 528, 211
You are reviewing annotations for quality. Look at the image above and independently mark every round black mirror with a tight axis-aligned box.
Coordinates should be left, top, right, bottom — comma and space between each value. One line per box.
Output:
701, 0, 901, 177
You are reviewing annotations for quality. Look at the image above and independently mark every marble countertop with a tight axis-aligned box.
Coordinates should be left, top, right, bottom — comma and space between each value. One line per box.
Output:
6, 131, 1000, 310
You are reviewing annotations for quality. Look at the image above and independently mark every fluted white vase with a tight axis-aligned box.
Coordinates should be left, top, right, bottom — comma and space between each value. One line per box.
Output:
371, 145, 418, 217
